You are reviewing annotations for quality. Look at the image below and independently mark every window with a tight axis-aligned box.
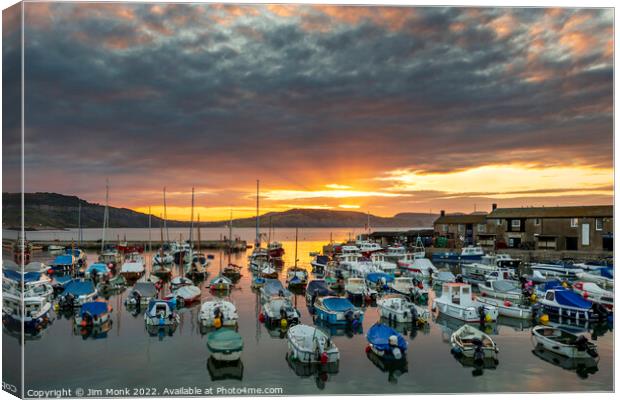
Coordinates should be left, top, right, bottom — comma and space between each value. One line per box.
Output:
477, 224, 486, 233
496, 219, 502, 226
570, 218, 578, 227
511, 219, 521, 229
545, 291, 555, 301
458, 224, 465, 233
534, 218, 541, 225
596, 218, 603, 231
442, 224, 448, 233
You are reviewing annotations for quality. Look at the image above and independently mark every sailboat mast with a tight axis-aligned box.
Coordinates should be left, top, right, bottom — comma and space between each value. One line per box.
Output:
197, 214, 201, 253
78, 202, 82, 246
148, 206, 152, 253
255, 179, 260, 247
294, 227, 298, 268
101, 179, 109, 253
228, 209, 233, 249
163, 187, 169, 243
189, 187, 195, 246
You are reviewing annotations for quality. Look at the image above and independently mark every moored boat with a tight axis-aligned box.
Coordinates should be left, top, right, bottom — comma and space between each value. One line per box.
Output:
207, 329, 244, 361
474, 296, 533, 320
571, 282, 613, 311
125, 282, 158, 307
144, 299, 180, 326
531, 325, 598, 359
262, 296, 301, 327
313, 296, 364, 326
287, 324, 339, 364
58, 279, 98, 308
75, 301, 111, 327
433, 283, 498, 323
377, 294, 429, 324
450, 324, 499, 361
538, 288, 608, 322
199, 299, 239, 328
366, 323, 408, 360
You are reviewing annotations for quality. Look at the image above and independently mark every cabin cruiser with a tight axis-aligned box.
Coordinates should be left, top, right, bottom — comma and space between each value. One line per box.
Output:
385, 245, 407, 260
432, 283, 499, 322
477, 279, 524, 302
310, 255, 330, 274
358, 241, 384, 255
432, 246, 485, 264
337, 253, 380, 278
3, 292, 51, 329
537, 288, 608, 322
3, 269, 54, 301
370, 253, 398, 275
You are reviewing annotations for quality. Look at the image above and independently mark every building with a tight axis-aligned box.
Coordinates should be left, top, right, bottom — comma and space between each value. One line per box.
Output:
486, 205, 613, 252
433, 211, 495, 247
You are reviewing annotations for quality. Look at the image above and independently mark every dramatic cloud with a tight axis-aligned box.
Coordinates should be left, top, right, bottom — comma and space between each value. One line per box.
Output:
6, 4, 613, 219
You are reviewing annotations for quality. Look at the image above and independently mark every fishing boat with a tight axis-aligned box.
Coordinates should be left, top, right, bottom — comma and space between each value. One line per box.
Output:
531, 325, 598, 358
310, 255, 330, 274
431, 270, 456, 285
366, 323, 408, 360
260, 279, 292, 303
75, 301, 111, 327
287, 267, 309, 289
119, 252, 145, 282
209, 275, 233, 292
144, 299, 180, 327
165, 284, 201, 306
2, 269, 54, 300
305, 280, 337, 304
262, 296, 301, 326
474, 296, 533, 320
571, 282, 613, 311
450, 324, 499, 361
530, 261, 584, 279
58, 280, 98, 308
287, 324, 339, 364
398, 257, 437, 278
2, 292, 51, 329
223, 264, 242, 281
48, 254, 77, 273
538, 288, 608, 322
345, 277, 377, 301
84, 263, 111, 281
433, 283, 499, 322
199, 299, 239, 328
207, 329, 244, 361
125, 282, 158, 307
385, 245, 407, 261
478, 279, 524, 302
170, 276, 193, 291
313, 296, 364, 326
365, 272, 394, 292
460, 262, 503, 283
358, 241, 384, 256
259, 263, 278, 279
388, 277, 416, 298
432, 246, 485, 263
377, 294, 429, 324
268, 241, 285, 259
370, 253, 397, 275
575, 268, 613, 289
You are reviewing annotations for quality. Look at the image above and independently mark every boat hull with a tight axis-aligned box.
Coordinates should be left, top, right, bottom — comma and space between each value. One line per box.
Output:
433, 300, 499, 322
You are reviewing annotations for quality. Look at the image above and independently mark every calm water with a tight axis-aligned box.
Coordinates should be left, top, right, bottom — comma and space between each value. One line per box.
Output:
3, 228, 613, 395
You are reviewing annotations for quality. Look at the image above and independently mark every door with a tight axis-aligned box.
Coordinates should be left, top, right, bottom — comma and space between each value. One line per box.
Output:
603, 236, 613, 251
566, 237, 578, 251
581, 224, 590, 246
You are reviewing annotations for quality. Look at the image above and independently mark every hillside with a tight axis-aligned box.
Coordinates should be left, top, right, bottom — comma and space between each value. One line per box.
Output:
2, 192, 437, 229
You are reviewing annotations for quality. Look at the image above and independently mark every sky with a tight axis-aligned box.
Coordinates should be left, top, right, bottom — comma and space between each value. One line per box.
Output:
2, 3, 614, 221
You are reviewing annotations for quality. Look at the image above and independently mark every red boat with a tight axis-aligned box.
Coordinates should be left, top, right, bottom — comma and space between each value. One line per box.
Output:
268, 241, 285, 259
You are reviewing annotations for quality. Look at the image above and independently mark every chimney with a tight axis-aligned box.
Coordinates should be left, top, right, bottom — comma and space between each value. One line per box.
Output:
440, 210, 445, 217
492, 203, 497, 210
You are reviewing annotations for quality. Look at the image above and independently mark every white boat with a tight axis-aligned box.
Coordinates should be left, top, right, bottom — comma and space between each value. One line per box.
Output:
99, 249, 123, 266
198, 299, 239, 327
460, 262, 499, 283
575, 269, 613, 289
120, 253, 145, 281
377, 294, 430, 324
286, 267, 308, 287
153, 251, 174, 266
260, 264, 278, 279
571, 282, 613, 311
370, 253, 397, 275
398, 257, 437, 278
165, 285, 201, 306
144, 299, 180, 326
2, 292, 51, 329
433, 283, 499, 322
186, 252, 210, 279
530, 262, 584, 278
474, 296, 533, 320
450, 324, 499, 359
125, 282, 158, 306
260, 279, 292, 303
170, 276, 193, 291
262, 296, 301, 325
345, 277, 377, 300
531, 325, 598, 359
209, 275, 233, 292
358, 241, 383, 254
2, 269, 54, 301
431, 270, 456, 285
287, 324, 339, 364
388, 277, 416, 297
480, 253, 521, 269
477, 280, 524, 302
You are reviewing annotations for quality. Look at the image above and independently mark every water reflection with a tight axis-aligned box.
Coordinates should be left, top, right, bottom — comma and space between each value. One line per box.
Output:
74, 320, 113, 340
207, 357, 244, 381
285, 353, 339, 390
314, 319, 364, 337
532, 348, 599, 379
366, 350, 408, 384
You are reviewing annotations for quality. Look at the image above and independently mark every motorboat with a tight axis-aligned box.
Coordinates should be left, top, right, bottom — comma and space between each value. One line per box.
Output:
75, 301, 111, 327
170, 276, 193, 291
268, 241, 285, 259
460, 262, 504, 283
99, 248, 123, 266
199, 299, 239, 328
84, 263, 111, 280
531, 261, 584, 278
207, 329, 243, 361
365, 272, 394, 292
345, 277, 377, 301
209, 275, 233, 292
358, 241, 383, 256
165, 284, 201, 306
571, 282, 613, 311
538, 288, 608, 322
370, 253, 397, 275
478, 279, 524, 302
388, 277, 416, 298
48, 254, 77, 273
310, 255, 330, 274
398, 257, 437, 278
366, 323, 408, 360
249, 248, 270, 270
260, 279, 292, 303
259, 263, 278, 279
377, 294, 429, 324
305, 280, 336, 304
433, 283, 499, 322
262, 296, 301, 326
186, 252, 210, 279
575, 268, 613, 289
172, 241, 193, 265
58, 279, 98, 308
287, 267, 308, 288
450, 324, 499, 361
223, 264, 242, 281
287, 324, 339, 364
480, 253, 521, 269
2, 269, 54, 301
144, 299, 180, 326
97, 274, 126, 293
120, 252, 145, 282
313, 296, 364, 326
573, 260, 612, 271
432, 246, 485, 264
2, 292, 51, 329
474, 296, 533, 320
125, 282, 158, 307
531, 325, 598, 358
431, 270, 456, 286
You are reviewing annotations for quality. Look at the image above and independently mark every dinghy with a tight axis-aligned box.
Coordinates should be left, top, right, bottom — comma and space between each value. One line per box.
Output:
75, 301, 111, 327
199, 299, 239, 328
571, 282, 613, 311
262, 296, 301, 326
223, 264, 242, 281
152, 263, 172, 278
259, 264, 278, 279
287, 267, 308, 288
165, 284, 201, 306
260, 279, 292, 303
207, 329, 244, 361
531, 325, 598, 359
209, 275, 233, 292
377, 294, 429, 324
450, 324, 499, 361
433, 283, 498, 323
120, 253, 145, 282
313, 296, 364, 326
287, 324, 339, 364
474, 296, 533, 320
144, 299, 180, 326
366, 323, 408, 360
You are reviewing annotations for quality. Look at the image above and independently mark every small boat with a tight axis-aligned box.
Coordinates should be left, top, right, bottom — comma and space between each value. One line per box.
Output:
268, 241, 285, 259
47, 244, 65, 252
152, 263, 172, 278
207, 329, 243, 361
478, 279, 524, 302
58, 280, 97, 308
199, 299, 239, 328
531, 325, 598, 358
370, 253, 398, 275
305, 280, 336, 304
310, 255, 330, 274
144, 299, 180, 326
460, 262, 508, 283
481, 253, 521, 269
48, 254, 77, 273
75, 301, 111, 327
260, 279, 292, 303
345, 277, 377, 301
286, 267, 308, 288
433, 283, 499, 323
450, 324, 499, 362
366, 323, 408, 360
432, 246, 485, 264
186, 252, 210, 279
2, 292, 51, 329
2, 269, 54, 300
571, 282, 613, 311
165, 285, 201, 306
388, 277, 416, 298
97, 274, 126, 293
358, 241, 383, 256
365, 272, 394, 292
153, 251, 174, 266
398, 257, 437, 278
431, 270, 456, 286
170, 276, 193, 291
287, 324, 339, 364
531, 261, 584, 278
377, 294, 429, 324
251, 274, 266, 289
99, 248, 123, 266
84, 263, 111, 280
313, 296, 364, 326
262, 296, 301, 326
575, 268, 613, 289
209, 275, 233, 292
260, 264, 278, 279
474, 296, 533, 320
223, 264, 242, 281
125, 282, 158, 307
119, 253, 145, 282
65, 248, 88, 266
538, 288, 608, 322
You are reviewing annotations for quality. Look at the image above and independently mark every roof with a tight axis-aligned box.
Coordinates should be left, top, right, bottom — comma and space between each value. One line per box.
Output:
434, 213, 487, 225
487, 205, 613, 219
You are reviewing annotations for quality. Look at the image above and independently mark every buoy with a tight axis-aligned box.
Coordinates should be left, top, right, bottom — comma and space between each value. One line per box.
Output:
47, 269, 54, 275
583, 291, 589, 299
481, 292, 487, 297
485, 313, 493, 323
80, 320, 87, 327
539, 314, 549, 323
320, 351, 328, 365
53, 304, 59, 311
213, 317, 222, 329
530, 294, 537, 302
258, 312, 265, 323
365, 345, 371, 353
108, 305, 113, 312
562, 281, 568, 288
504, 300, 512, 307
281, 318, 288, 329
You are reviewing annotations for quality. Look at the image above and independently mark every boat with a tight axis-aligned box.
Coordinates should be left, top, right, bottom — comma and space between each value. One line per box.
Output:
432, 246, 485, 264
571, 282, 613, 311
431, 270, 456, 285
259, 263, 278, 279
153, 250, 174, 266
251, 274, 266, 289
75, 301, 111, 327
366, 323, 408, 360
313, 296, 364, 326
58, 280, 98, 308
260, 279, 292, 303
2, 292, 51, 329
170, 276, 193, 291
165, 284, 201, 306
398, 257, 437, 278
477, 279, 524, 302
48, 254, 77, 273
119, 252, 145, 282
207, 328, 244, 361
223, 264, 242, 281
249, 248, 270, 271
370, 253, 397, 275
98, 248, 123, 267
450, 324, 499, 361
305, 280, 337, 304
172, 242, 193, 265
96, 273, 126, 293
433, 283, 499, 322
365, 272, 394, 292
531, 261, 584, 278
480, 253, 521, 269
358, 241, 384, 256
2, 269, 54, 300
268, 241, 285, 259
199, 299, 239, 328
47, 244, 65, 252
125, 282, 158, 307
345, 277, 377, 301
152, 263, 172, 278
144, 299, 180, 326
84, 263, 111, 280
65, 248, 88, 266
474, 296, 533, 320
460, 262, 505, 283
287, 267, 309, 288
377, 294, 430, 324
538, 288, 609, 322
287, 324, 339, 364
310, 255, 330, 274
262, 296, 301, 326
575, 268, 613, 289
388, 277, 416, 298
531, 325, 598, 358
209, 275, 233, 292
186, 252, 209, 279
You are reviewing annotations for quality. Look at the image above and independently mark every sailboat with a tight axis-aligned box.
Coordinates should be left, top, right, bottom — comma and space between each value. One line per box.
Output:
287, 228, 308, 289
154, 188, 174, 266
267, 217, 285, 261
187, 214, 209, 280
210, 255, 233, 293
98, 180, 122, 268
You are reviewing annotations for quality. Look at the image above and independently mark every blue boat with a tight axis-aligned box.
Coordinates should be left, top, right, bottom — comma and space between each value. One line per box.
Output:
75, 301, 111, 327
310, 255, 330, 273
431, 246, 484, 264
84, 263, 110, 279
366, 323, 408, 360
538, 288, 609, 322
49, 254, 77, 273
366, 272, 394, 291
313, 296, 364, 326
58, 280, 97, 308
305, 280, 336, 304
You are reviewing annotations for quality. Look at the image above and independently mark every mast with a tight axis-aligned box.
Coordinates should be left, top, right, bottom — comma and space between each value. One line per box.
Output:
77, 202, 82, 247
228, 209, 233, 249
159, 214, 164, 245
148, 206, 152, 254
197, 214, 201, 253
255, 179, 260, 248
189, 187, 195, 246
101, 179, 109, 253
163, 187, 169, 243
294, 227, 298, 268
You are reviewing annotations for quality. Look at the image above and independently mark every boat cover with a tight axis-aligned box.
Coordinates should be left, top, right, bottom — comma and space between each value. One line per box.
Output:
3, 269, 42, 283
321, 297, 354, 312
54, 275, 73, 286
85, 263, 109, 275
366, 273, 394, 284
62, 280, 95, 296
306, 280, 335, 296
52, 255, 74, 266
314, 255, 329, 265
540, 280, 563, 292
207, 329, 243, 352
434, 271, 455, 282
171, 285, 200, 300
367, 323, 407, 351
210, 275, 232, 285
600, 268, 613, 279
131, 282, 157, 297
554, 289, 592, 309
80, 302, 108, 317
263, 279, 290, 297
147, 299, 176, 314
492, 280, 520, 292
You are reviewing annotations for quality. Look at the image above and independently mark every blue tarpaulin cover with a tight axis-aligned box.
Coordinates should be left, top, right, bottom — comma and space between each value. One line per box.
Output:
52, 255, 74, 265
600, 267, 613, 279
306, 280, 335, 296
367, 323, 408, 351
554, 289, 592, 309
62, 280, 95, 296
366, 272, 395, 284
80, 302, 108, 317
2, 270, 42, 283
207, 329, 243, 352
315, 255, 329, 265
540, 280, 563, 292
85, 263, 109, 274
321, 297, 354, 312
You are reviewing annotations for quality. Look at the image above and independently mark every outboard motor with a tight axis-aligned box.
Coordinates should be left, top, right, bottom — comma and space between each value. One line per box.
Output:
455, 274, 464, 283
472, 338, 484, 365
410, 307, 419, 325
478, 306, 486, 325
